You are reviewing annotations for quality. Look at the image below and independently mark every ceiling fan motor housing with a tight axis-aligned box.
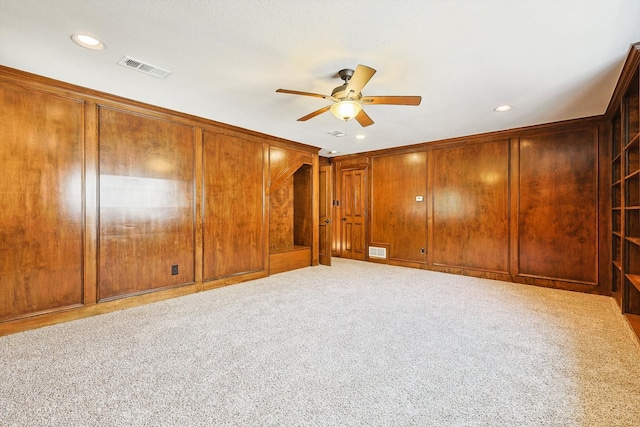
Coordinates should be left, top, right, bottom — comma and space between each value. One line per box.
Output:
331, 84, 350, 99
333, 68, 359, 100
338, 68, 354, 82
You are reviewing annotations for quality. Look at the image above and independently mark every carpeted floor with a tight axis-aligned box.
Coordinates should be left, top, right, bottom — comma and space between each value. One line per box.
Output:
1, 258, 639, 426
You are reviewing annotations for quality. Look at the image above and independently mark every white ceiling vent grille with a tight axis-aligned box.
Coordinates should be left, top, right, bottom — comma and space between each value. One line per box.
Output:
118, 56, 171, 79
327, 130, 346, 137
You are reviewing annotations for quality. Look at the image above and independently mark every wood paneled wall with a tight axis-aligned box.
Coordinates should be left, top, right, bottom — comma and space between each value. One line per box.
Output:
0, 66, 318, 334
431, 140, 510, 273
0, 81, 84, 321
516, 129, 598, 284
203, 131, 267, 280
269, 176, 294, 251
0, 61, 614, 333
371, 152, 427, 264
98, 107, 196, 300
335, 120, 606, 293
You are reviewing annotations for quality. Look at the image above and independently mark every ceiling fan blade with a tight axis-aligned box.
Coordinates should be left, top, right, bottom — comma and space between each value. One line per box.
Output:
345, 65, 376, 97
297, 105, 331, 121
361, 96, 422, 106
276, 89, 331, 99
355, 109, 374, 127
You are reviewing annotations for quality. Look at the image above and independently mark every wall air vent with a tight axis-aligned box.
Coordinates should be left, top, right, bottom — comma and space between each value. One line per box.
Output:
118, 56, 171, 79
368, 246, 387, 259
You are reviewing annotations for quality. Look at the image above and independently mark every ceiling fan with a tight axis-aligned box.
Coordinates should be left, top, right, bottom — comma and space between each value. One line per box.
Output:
276, 65, 421, 127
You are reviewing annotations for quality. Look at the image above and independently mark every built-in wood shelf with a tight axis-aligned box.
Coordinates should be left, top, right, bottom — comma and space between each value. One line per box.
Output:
626, 237, 640, 246
624, 132, 639, 150
624, 169, 640, 180
610, 45, 640, 333
627, 274, 640, 293
625, 313, 640, 343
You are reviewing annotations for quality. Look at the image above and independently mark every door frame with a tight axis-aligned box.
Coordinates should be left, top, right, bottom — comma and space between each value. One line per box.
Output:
319, 164, 333, 266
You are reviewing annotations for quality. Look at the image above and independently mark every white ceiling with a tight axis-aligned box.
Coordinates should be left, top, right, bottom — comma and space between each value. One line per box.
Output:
1, 0, 639, 157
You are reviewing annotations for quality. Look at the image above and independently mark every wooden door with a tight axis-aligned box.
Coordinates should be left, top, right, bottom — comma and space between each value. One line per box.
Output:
319, 165, 332, 265
340, 168, 366, 260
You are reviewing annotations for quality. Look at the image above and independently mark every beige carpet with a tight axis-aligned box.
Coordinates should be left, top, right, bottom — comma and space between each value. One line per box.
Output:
1, 258, 639, 426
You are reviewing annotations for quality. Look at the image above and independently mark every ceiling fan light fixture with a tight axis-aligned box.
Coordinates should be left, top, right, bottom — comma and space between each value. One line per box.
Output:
330, 100, 362, 121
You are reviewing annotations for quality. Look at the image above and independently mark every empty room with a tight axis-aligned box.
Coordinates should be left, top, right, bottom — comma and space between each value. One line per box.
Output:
1, 0, 640, 425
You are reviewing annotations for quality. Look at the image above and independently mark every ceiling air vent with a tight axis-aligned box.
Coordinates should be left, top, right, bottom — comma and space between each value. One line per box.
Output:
118, 56, 171, 79
327, 130, 346, 137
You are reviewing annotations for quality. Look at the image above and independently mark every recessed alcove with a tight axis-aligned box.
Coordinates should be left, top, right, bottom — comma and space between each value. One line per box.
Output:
269, 163, 313, 274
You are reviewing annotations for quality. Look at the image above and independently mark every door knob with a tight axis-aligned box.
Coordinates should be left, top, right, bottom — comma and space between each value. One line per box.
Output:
342, 218, 347, 221
325, 219, 331, 223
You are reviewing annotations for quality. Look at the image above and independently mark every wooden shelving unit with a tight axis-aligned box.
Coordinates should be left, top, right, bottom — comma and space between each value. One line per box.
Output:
612, 108, 623, 306
612, 56, 640, 340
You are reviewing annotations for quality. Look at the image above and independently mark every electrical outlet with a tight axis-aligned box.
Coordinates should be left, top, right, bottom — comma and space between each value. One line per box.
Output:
171, 265, 178, 275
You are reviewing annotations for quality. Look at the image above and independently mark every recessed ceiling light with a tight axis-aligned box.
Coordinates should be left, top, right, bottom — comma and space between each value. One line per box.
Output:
329, 150, 338, 154
71, 34, 105, 50
493, 105, 512, 112
355, 134, 366, 140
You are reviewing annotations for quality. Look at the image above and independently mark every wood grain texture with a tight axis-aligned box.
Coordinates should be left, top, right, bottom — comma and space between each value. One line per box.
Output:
0, 65, 320, 335
293, 165, 313, 247
319, 164, 333, 265
371, 153, 427, 263
98, 107, 195, 300
624, 72, 639, 141
0, 82, 84, 321
310, 155, 320, 267
333, 158, 369, 256
270, 176, 294, 251
269, 247, 311, 275
203, 131, 265, 280
268, 146, 315, 274
432, 141, 509, 272
518, 129, 598, 283
340, 168, 367, 260
194, 129, 204, 289
83, 101, 99, 305
269, 146, 313, 189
